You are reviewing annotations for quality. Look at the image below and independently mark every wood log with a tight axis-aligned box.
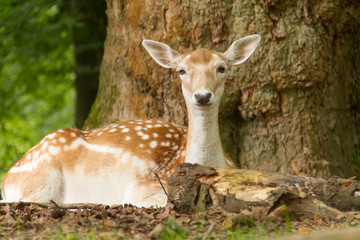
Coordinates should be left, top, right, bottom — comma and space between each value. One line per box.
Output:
167, 163, 360, 220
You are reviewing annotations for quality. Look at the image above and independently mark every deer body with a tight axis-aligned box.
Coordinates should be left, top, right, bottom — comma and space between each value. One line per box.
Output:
1, 35, 260, 207
2, 120, 187, 206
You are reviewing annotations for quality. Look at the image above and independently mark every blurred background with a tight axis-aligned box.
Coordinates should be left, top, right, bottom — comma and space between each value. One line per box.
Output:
0, 0, 106, 177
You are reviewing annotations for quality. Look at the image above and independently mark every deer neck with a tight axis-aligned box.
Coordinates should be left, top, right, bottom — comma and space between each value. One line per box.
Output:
185, 103, 226, 168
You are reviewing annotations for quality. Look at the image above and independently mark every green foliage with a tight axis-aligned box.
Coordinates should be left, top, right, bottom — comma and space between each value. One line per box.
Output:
46, 227, 126, 240
158, 218, 189, 240
0, 0, 76, 177
226, 220, 268, 240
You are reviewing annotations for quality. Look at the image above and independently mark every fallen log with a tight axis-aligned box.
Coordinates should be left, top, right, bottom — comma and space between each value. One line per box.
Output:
167, 163, 360, 220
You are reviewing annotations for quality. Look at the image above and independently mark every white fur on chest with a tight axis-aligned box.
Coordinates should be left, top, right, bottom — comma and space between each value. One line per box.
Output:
185, 106, 226, 168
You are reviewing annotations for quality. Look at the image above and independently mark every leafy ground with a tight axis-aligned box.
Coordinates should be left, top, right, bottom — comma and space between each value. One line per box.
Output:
0, 202, 358, 239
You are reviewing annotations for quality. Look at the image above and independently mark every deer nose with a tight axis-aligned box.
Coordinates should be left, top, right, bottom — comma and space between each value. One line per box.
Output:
194, 92, 213, 105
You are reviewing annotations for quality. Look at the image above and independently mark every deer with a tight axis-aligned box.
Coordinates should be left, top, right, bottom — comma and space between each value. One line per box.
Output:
1, 35, 261, 207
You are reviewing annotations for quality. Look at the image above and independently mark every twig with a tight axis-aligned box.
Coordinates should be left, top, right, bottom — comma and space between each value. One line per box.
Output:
155, 173, 168, 197
201, 223, 216, 240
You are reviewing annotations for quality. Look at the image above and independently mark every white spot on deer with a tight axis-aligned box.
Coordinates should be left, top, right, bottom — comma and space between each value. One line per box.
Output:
139, 143, 144, 148
154, 124, 162, 128
142, 134, 149, 140
49, 146, 60, 155
169, 129, 175, 133
47, 133, 56, 139
97, 131, 103, 136
58, 129, 64, 133
137, 131, 144, 136
119, 125, 126, 129
33, 151, 40, 159
109, 129, 117, 133
181, 150, 186, 157
146, 124, 153, 128
174, 134, 179, 139
59, 137, 66, 143
135, 126, 142, 131
125, 136, 131, 141
71, 132, 76, 138
160, 141, 171, 147
165, 133, 172, 138
145, 120, 152, 124
163, 124, 169, 127
172, 145, 179, 150
111, 124, 117, 128
41, 141, 49, 151
26, 154, 31, 160
121, 128, 129, 133
150, 141, 158, 148
153, 133, 159, 138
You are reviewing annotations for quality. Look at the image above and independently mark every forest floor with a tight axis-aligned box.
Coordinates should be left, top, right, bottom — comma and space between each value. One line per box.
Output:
0, 202, 359, 239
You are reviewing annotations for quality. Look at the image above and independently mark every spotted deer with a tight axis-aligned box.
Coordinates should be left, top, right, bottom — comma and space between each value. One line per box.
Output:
1, 35, 261, 207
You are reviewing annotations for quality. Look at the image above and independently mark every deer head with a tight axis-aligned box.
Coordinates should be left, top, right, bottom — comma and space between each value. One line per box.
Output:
142, 35, 261, 167
142, 35, 261, 110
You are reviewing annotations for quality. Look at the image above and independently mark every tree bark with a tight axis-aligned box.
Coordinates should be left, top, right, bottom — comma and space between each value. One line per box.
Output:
168, 163, 360, 220
85, 0, 360, 178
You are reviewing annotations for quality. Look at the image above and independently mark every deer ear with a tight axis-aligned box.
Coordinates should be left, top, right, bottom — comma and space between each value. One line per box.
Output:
142, 40, 180, 69
224, 35, 261, 65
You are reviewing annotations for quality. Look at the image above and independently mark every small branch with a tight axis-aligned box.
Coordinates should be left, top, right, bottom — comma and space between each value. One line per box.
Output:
201, 223, 216, 240
155, 173, 168, 197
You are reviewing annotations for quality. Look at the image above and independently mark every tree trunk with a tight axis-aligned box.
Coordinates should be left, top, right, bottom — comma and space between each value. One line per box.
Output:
84, 0, 360, 178
167, 163, 360, 220
71, 0, 107, 129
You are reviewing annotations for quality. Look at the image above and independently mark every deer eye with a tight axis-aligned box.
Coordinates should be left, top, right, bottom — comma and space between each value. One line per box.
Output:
178, 69, 186, 75
217, 66, 226, 73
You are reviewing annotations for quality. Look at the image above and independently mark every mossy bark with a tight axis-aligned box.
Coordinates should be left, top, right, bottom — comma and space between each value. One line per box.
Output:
85, 0, 360, 178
